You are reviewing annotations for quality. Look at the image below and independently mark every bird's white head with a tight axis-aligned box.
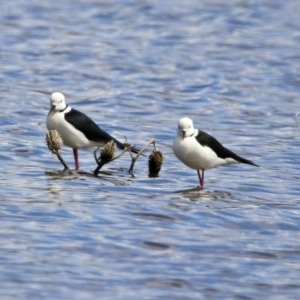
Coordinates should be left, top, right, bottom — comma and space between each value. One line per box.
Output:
49, 92, 67, 113
177, 117, 195, 139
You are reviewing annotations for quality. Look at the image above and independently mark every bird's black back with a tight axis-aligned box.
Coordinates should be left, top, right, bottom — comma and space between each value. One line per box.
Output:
64, 108, 140, 153
195, 130, 259, 167
65, 108, 124, 148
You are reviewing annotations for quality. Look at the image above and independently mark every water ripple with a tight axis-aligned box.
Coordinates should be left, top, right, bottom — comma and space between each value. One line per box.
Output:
1, 0, 300, 299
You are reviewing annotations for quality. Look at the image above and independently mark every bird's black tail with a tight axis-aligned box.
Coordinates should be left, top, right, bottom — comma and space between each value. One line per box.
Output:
237, 156, 259, 167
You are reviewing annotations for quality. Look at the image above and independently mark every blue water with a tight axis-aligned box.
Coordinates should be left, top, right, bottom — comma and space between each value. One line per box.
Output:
1, 0, 300, 299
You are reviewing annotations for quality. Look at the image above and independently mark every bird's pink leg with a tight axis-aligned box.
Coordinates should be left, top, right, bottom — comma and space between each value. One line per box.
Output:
197, 170, 203, 189
73, 148, 79, 170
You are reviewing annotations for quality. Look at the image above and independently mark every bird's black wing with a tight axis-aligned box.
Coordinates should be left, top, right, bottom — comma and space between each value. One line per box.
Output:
65, 109, 123, 146
195, 130, 259, 167
65, 109, 140, 153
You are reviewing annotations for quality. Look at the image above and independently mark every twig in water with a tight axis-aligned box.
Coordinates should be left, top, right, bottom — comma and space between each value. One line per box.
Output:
46, 130, 68, 169
93, 140, 129, 176
93, 137, 160, 177
128, 138, 155, 175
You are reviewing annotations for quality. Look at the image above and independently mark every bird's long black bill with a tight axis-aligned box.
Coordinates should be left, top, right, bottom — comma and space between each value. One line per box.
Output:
48, 104, 55, 116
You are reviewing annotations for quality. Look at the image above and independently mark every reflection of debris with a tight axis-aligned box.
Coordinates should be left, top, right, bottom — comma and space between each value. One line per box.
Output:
148, 147, 163, 177
46, 130, 68, 169
295, 112, 300, 132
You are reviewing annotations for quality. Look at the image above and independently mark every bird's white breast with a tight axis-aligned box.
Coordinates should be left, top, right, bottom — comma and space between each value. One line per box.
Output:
46, 110, 93, 148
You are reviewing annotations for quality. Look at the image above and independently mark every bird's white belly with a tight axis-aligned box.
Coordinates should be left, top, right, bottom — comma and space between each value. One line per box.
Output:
46, 113, 96, 148
173, 137, 236, 170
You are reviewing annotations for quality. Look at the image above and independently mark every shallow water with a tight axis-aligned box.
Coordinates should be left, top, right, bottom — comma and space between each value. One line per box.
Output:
1, 0, 300, 299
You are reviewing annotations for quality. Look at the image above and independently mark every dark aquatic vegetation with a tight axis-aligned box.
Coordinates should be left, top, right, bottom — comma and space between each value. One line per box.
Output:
148, 148, 163, 177
46, 130, 68, 169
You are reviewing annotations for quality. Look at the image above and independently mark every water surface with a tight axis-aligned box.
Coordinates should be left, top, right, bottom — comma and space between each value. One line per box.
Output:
1, 0, 300, 299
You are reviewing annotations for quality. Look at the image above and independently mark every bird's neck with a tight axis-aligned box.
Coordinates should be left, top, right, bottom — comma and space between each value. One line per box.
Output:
180, 128, 197, 140
59, 105, 69, 112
